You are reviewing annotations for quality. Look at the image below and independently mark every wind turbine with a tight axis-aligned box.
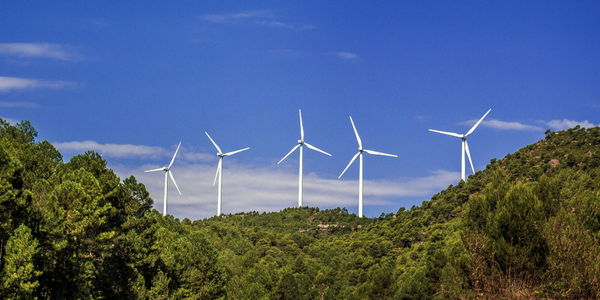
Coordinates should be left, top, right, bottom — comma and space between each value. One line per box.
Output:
278, 109, 332, 208
205, 132, 249, 216
429, 109, 491, 182
339, 116, 397, 218
145, 142, 182, 216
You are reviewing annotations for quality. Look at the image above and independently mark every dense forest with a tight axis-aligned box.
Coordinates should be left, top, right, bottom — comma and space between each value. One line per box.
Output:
0, 119, 598, 299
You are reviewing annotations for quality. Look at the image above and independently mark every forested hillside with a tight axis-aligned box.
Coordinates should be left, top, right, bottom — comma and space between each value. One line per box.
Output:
0, 119, 598, 299
0, 120, 228, 299
192, 126, 600, 299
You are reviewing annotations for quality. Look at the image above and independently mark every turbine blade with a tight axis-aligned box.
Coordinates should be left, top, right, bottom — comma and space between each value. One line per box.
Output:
278, 144, 301, 164
205, 132, 222, 154
363, 149, 398, 157
465, 140, 475, 174
429, 129, 463, 138
349, 116, 362, 148
299, 109, 304, 141
224, 147, 250, 156
145, 167, 166, 172
304, 143, 332, 156
213, 158, 222, 186
466, 109, 491, 136
339, 152, 360, 179
168, 142, 182, 168
169, 170, 181, 195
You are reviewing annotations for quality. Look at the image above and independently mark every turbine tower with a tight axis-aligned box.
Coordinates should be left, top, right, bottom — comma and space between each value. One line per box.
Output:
206, 132, 249, 216
429, 109, 491, 182
339, 116, 397, 218
278, 109, 331, 208
145, 142, 182, 216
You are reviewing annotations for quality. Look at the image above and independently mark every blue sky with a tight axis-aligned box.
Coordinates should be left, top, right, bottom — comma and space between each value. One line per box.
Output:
1, 1, 598, 220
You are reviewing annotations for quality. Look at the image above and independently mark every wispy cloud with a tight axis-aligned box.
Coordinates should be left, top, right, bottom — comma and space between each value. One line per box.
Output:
0, 101, 39, 108
200, 10, 313, 31
181, 151, 216, 163
546, 119, 598, 131
460, 118, 598, 132
54, 140, 215, 163
0, 117, 19, 125
336, 52, 358, 60
0, 76, 78, 93
112, 160, 458, 220
0, 43, 82, 61
460, 118, 544, 131
256, 20, 287, 28
201, 10, 273, 23
55, 141, 170, 159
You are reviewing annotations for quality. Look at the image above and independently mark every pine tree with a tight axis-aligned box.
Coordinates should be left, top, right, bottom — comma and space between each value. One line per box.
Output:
2, 224, 42, 299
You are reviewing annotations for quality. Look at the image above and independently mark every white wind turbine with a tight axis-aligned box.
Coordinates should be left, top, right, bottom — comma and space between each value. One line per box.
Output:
429, 109, 491, 182
339, 116, 397, 218
278, 109, 332, 208
145, 142, 182, 216
205, 132, 249, 216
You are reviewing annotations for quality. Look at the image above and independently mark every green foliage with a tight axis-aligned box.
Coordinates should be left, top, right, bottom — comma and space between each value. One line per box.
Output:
188, 126, 600, 299
542, 192, 600, 298
1, 118, 599, 299
0, 119, 229, 299
2, 224, 41, 300
458, 169, 600, 298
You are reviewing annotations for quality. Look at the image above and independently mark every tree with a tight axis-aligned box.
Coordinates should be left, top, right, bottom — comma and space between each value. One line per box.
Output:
1, 224, 42, 299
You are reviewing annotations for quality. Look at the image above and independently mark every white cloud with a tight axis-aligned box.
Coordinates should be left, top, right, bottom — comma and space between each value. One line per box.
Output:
255, 20, 288, 28
55, 141, 169, 159
336, 52, 358, 59
0, 43, 81, 61
201, 10, 273, 23
460, 118, 543, 131
0, 76, 78, 93
264, 21, 286, 28
54, 140, 216, 163
181, 152, 216, 163
0, 101, 39, 108
0, 117, 19, 124
201, 10, 313, 31
546, 119, 598, 131
112, 160, 458, 221
460, 118, 598, 132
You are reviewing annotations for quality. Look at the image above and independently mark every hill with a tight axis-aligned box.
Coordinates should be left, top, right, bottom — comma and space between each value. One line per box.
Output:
0, 119, 598, 299
191, 126, 600, 299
